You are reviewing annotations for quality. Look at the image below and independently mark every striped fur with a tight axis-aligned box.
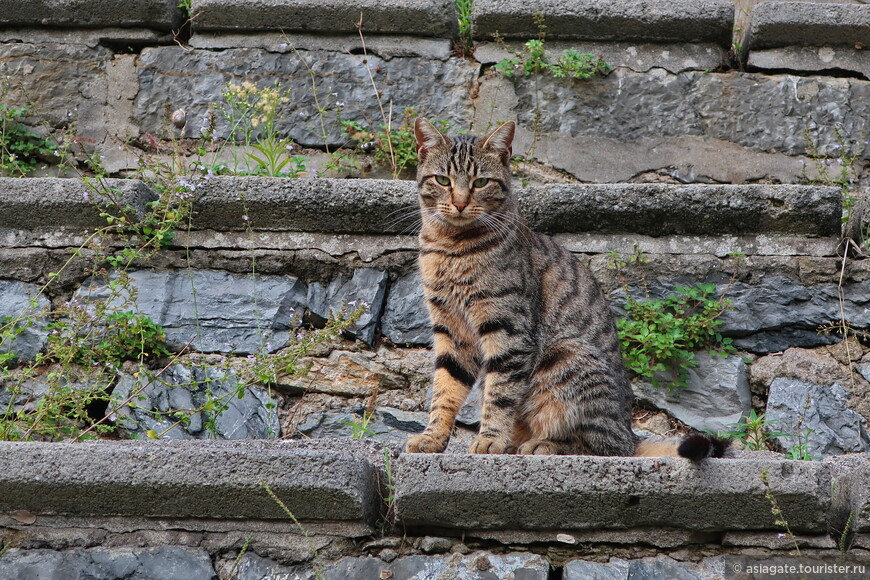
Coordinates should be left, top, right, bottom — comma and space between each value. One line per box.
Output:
404, 119, 727, 459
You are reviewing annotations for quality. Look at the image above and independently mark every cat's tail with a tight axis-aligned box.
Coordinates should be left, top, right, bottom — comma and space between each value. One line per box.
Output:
634, 434, 730, 461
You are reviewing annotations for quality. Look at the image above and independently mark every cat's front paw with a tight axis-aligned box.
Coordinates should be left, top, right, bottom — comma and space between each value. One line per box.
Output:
468, 436, 516, 455
405, 433, 448, 453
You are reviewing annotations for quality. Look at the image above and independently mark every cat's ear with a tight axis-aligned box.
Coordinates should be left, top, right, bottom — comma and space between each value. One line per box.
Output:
415, 118, 448, 161
480, 121, 515, 164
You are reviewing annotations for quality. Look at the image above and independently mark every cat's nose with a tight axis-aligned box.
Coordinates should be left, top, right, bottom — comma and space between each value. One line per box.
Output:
453, 202, 467, 212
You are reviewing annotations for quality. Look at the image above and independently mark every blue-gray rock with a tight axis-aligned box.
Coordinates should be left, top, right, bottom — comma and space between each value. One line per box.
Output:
0, 280, 50, 362
382, 272, 432, 346
235, 553, 314, 580
0, 546, 215, 580
765, 378, 870, 457
327, 552, 549, 580
307, 268, 388, 344
237, 551, 548, 580
632, 353, 751, 435
112, 364, 280, 440
456, 380, 483, 428
295, 406, 426, 445
77, 270, 307, 354
564, 555, 728, 580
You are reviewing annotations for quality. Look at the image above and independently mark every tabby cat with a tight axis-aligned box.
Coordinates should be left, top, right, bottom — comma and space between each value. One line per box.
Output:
404, 118, 727, 460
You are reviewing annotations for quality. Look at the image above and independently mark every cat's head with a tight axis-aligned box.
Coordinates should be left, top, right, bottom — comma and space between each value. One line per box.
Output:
414, 118, 515, 228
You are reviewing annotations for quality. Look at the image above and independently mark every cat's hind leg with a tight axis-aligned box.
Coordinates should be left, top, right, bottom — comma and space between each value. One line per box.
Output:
519, 341, 636, 456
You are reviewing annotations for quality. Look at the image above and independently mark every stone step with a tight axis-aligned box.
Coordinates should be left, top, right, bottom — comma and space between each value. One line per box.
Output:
472, 0, 735, 45
0, 178, 157, 229
189, 0, 457, 38
0, 439, 383, 535
393, 453, 833, 533
749, 2, 870, 50
0, 439, 867, 538
0, 177, 842, 237
0, 0, 183, 30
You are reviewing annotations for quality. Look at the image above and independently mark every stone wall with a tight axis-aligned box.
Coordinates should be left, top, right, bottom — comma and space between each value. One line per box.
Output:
2, 0, 870, 578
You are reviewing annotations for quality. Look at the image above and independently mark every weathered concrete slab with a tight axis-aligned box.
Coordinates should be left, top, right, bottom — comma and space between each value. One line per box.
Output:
394, 454, 833, 532
191, 178, 841, 237
190, 0, 457, 37
750, 2, 870, 49
134, 46, 476, 146
0, 0, 183, 30
0, 440, 381, 528
472, 0, 734, 44
0, 178, 157, 229
749, 46, 870, 79
522, 184, 841, 237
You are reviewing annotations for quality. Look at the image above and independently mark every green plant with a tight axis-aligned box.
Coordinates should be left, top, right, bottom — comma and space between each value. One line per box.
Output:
801, 126, 864, 225
720, 409, 788, 451
342, 108, 447, 177
177, 0, 192, 18
262, 482, 327, 580
341, 408, 376, 440
782, 392, 821, 461
760, 469, 802, 556
493, 15, 609, 80
221, 81, 307, 176
616, 283, 736, 389
0, 82, 57, 176
455, 0, 474, 55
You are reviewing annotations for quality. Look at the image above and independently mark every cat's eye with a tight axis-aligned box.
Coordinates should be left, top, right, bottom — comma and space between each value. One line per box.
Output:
435, 175, 450, 186
472, 177, 489, 188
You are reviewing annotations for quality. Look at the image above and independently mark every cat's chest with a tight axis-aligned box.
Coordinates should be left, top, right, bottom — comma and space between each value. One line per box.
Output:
418, 248, 489, 304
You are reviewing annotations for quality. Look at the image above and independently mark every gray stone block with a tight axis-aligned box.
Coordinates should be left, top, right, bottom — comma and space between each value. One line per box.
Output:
472, 0, 734, 44
0, 546, 215, 580
0, 178, 157, 229
112, 364, 281, 440
296, 406, 427, 445
394, 454, 833, 532
750, 2, 870, 49
0, 440, 381, 526
190, 0, 457, 37
0, 0, 183, 30
134, 47, 475, 146
76, 269, 308, 354
564, 555, 727, 580
632, 353, 752, 435
381, 272, 432, 346
307, 268, 388, 344
190, 177, 416, 234
327, 552, 550, 580
766, 378, 870, 457
521, 184, 841, 237
504, 69, 869, 171
0, 280, 50, 362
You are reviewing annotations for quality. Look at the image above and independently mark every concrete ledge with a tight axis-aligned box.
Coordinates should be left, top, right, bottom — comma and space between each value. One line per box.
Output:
0, 440, 382, 528
393, 454, 834, 533
189, 0, 457, 38
523, 184, 841, 237
749, 2, 870, 49
0, 0, 183, 31
192, 178, 841, 237
472, 0, 734, 45
0, 178, 841, 237
0, 178, 157, 229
